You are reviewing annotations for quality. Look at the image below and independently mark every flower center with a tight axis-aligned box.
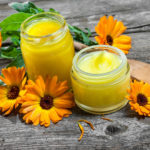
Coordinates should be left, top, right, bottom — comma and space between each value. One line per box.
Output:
7, 86, 20, 99
40, 95, 53, 110
106, 35, 113, 45
137, 93, 148, 106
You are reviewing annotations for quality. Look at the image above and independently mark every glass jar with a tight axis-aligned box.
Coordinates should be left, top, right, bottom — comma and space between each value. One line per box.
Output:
71, 45, 130, 114
21, 12, 75, 83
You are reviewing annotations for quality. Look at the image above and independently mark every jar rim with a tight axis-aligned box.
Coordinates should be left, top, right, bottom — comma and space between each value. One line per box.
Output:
73, 45, 127, 78
21, 12, 66, 39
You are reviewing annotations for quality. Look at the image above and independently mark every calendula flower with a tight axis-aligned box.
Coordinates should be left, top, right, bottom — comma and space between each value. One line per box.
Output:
0, 67, 26, 115
20, 76, 75, 127
127, 80, 150, 116
95, 16, 131, 54
0, 32, 2, 47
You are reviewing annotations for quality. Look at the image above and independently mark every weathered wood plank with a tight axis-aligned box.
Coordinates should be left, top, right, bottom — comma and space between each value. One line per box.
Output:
0, 0, 150, 33
0, 106, 150, 150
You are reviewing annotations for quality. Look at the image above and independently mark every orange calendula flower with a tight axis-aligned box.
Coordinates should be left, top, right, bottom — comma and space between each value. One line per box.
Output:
0, 67, 26, 115
127, 80, 150, 116
20, 76, 75, 127
95, 16, 131, 54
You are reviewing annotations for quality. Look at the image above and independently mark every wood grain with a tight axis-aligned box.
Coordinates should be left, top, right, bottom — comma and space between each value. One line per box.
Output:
0, 0, 150, 150
128, 59, 150, 83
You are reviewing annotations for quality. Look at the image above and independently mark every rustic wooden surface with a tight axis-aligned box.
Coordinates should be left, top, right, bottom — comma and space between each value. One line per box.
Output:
0, 0, 150, 149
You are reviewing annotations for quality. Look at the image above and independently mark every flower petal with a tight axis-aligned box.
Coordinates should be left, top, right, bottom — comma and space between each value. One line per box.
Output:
111, 21, 126, 38
54, 107, 72, 117
54, 92, 75, 108
0, 67, 25, 86
113, 35, 131, 44
49, 108, 62, 123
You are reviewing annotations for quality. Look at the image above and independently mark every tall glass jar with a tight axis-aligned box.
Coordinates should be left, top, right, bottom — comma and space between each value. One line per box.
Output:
71, 45, 130, 114
21, 12, 75, 83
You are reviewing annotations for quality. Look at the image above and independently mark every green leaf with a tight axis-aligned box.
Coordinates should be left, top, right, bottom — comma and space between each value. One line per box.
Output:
68, 24, 97, 46
9, 2, 44, 14
49, 8, 60, 14
7, 54, 24, 68
0, 12, 32, 41
2, 30, 20, 41
81, 32, 91, 45
85, 28, 92, 37
0, 46, 21, 59
11, 37, 20, 46
0, 80, 4, 86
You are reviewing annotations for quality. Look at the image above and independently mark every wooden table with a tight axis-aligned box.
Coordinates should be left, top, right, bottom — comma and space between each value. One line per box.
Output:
0, 0, 150, 149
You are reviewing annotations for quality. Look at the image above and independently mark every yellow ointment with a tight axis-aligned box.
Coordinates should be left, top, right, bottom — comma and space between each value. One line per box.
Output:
26, 20, 61, 36
71, 46, 130, 114
78, 51, 121, 74
21, 13, 74, 83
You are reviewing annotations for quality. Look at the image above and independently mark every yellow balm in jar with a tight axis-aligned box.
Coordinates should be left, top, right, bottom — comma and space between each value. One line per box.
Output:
21, 12, 74, 83
71, 45, 130, 114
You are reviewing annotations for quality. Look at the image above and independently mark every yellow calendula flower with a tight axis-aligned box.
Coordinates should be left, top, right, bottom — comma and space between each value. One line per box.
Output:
95, 16, 131, 54
0, 67, 26, 115
127, 80, 150, 116
20, 76, 75, 127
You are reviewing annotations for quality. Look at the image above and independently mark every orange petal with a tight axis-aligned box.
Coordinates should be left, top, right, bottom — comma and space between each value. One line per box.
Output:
48, 76, 58, 96
78, 120, 94, 130
53, 85, 69, 97
54, 92, 75, 108
140, 106, 149, 114
35, 76, 45, 94
95, 36, 105, 44
113, 43, 131, 51
48, 76, 69, 97
107, 16, 117, 35
23, 93, 40, 101
111, 21, 126, 38
113, 25, 126, 38
31, 109, 41, 125
0, 67, 25, 86
78, 122, 84, 141
54, 107, 72, 117
21, 105, 36, 113
16, 67, 26, 86
145, 105, 150, 110
23, 111, 33, 120
45, 76, 51, 94
20, 76, 27, 90
113, 35, 131, 44
1, 101, 11, 112
54, 99, 75, 109
4, 102, 14, 115
33, 116, 40, 126
49, 108, 62, 123
26, 84, 43, 98
0, 86, 8, 97
43, 111, 50, 127
95, 16, 107, 36
40, 110, 45, 122
21, 101, 38, 108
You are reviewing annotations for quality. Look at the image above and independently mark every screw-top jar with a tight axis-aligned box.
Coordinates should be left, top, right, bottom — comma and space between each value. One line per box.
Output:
71, 45, 130, 114
21, 12, 75, 83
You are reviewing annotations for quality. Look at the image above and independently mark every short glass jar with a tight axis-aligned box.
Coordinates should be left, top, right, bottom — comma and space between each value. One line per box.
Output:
21, 12, 74, 83
71, 45, 130, 114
